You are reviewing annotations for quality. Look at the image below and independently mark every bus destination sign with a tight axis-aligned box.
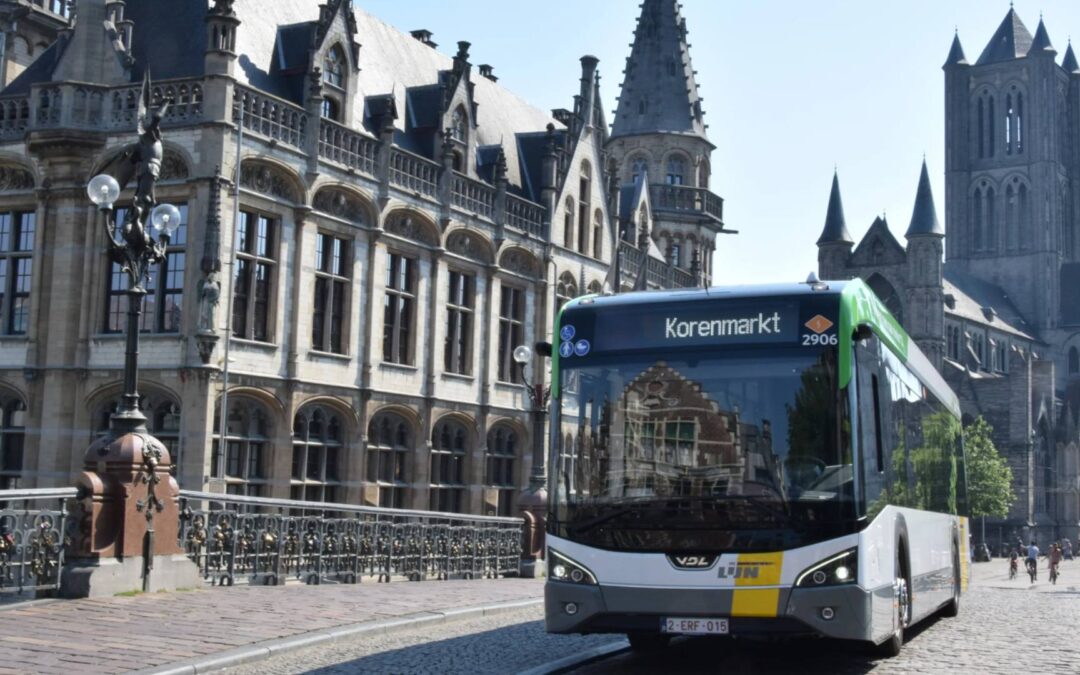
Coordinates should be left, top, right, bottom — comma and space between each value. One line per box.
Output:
572, 301, 800, 355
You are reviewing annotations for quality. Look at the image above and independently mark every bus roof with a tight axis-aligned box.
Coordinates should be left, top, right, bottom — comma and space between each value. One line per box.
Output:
555, 279, 960, 417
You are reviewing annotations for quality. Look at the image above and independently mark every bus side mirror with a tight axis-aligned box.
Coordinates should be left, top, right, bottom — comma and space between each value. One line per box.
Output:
853, 325, 873, 342
536, 341, 552, 357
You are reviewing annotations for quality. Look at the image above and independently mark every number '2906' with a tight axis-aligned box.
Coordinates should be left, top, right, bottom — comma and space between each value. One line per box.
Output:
802, 333, 838, 346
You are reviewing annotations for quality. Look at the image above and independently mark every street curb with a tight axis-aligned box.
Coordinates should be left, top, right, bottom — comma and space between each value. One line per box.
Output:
517, 640, 630, 675
136, 597, 543, 675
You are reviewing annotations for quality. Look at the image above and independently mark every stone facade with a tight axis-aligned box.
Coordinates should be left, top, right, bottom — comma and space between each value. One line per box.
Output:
818, 9, 1080, 546
0, 0, 725, 518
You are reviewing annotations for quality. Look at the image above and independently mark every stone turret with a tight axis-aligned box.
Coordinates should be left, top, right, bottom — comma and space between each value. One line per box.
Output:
816, 171, 853, 280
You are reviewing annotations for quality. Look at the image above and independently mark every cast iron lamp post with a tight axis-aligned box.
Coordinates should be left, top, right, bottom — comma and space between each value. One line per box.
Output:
513, 343, 551, 577
87, 173, 180, 432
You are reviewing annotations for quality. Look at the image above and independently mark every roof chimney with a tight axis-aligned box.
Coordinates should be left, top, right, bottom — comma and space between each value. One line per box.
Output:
410, 29, 437, 48
478, 64, 497, 82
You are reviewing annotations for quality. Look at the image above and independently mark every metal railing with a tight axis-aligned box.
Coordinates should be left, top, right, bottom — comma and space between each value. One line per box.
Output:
0, 488, 76, 596
649, 183, 724, 222
177, 490, 523, 586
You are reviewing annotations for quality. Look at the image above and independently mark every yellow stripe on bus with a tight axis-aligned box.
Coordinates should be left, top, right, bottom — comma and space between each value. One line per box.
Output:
731, 552, 784, 617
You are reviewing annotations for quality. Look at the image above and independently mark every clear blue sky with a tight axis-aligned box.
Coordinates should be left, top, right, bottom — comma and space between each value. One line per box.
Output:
362, 0, 1080, 284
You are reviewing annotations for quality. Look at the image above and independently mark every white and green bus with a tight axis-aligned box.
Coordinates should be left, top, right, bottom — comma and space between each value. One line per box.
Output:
544, 279, 969, 656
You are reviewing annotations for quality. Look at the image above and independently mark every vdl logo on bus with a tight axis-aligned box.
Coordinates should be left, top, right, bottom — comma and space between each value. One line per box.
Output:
668, 554, 717, 570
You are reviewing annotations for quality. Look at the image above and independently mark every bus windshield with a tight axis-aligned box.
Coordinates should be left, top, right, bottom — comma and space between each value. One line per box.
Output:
550, 345, 856, 553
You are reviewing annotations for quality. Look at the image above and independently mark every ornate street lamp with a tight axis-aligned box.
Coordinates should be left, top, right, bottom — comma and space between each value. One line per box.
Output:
62, 83, 199, 597
513, 343, 551, 577
86, 174, 181, 432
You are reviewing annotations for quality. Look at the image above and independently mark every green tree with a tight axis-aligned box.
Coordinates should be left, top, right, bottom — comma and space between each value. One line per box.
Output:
964, 417, 1015, 518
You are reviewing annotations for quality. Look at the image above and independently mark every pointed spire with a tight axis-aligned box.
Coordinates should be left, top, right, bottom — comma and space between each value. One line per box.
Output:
1063, 42, 1080, 74
944, 31, 968, 67
976, 8, 1034, 65
817, 171, 853, 246
1030, 17, 1056, 55
906, 160, 943, 238
611, 0, 707, 142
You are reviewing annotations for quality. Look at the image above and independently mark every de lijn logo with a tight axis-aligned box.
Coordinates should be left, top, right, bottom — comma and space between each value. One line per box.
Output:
717, 560, 775, 580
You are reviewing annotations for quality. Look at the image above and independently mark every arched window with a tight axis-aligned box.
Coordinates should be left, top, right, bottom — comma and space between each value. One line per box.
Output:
1069, 347, 1079, 375
321, 97, 340, 121
1016, 92, 1024, 153
1005, 183, 1017, 250
630, 156, 648, 184
1005, 94, 1013, 154
431, 418, 468, 512
592, 209, 603, 259
973, 188, 984, 251
292, 405, 344, 503
556, 271, 577, 313
697, 159, 710, 188
0, 394, 25, 489
323, 46, 345, 88
587, 280, 602, 295
988, 96, 996, 158
866, 274, 904, 325
985, 186, 996, 251
1018, 184, 1029, 250
578, 163, 591, 254
977, 97, 985, 159
451, 106, 467, 143
97, 393, 182, 477
211, 398, 269, 496
367, 412, 411, 508
563, 197, 575, 249
670, 241, 682, 267
665, 156, 685, 185
486, 425, 518, 516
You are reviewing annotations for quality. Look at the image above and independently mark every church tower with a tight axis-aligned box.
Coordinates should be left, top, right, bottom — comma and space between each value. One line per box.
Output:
944, 10, 1070, 338
605, 0, 726, 285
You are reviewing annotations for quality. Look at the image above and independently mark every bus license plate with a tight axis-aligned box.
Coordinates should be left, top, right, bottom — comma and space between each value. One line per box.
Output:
662, 617, 729, 635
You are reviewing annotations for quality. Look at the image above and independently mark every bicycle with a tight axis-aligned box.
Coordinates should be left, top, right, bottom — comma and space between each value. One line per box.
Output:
1050, 562, 1059, 585
1009, 558, 1017, 580
1027, 558, 1038, 583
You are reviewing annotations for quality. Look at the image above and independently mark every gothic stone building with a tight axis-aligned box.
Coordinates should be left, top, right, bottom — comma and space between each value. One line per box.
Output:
819, 8, 1080, 545
0, 0, 727, 516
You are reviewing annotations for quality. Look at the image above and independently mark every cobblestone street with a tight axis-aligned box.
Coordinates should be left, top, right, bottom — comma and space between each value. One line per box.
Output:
226, 559, 1080, 674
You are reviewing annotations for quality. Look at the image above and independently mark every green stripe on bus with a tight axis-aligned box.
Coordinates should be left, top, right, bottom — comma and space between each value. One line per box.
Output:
839, 280, 909, 389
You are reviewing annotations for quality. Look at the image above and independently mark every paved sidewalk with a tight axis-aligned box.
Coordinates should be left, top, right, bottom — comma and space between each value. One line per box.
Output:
970, 555, 1080, 592
0, 578, 543, 675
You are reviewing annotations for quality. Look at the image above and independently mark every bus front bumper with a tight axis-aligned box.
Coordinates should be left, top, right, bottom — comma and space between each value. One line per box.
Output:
545, 581, 890, 642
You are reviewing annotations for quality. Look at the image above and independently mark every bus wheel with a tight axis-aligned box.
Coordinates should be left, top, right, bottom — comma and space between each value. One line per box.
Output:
942, 543, 960, 618
877, 567, 909, 658
627, 633, 671, 653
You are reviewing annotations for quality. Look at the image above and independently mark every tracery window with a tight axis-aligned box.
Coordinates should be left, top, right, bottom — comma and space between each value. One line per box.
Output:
292, 405, 343, 503
367, 412, 411, 508
211, 398, 269, 496
430, 419, 467, 512
0, 395, 25, 489
486, 425, 518, 516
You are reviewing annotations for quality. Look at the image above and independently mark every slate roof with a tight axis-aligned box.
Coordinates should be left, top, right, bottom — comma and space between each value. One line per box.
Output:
944, 264, 1036, 340
1029, 18, 1056, 55
905, 160, 943, 237
1063, 43, 1080, 73
976, 9, 1034, 65
4, 0, 564, 194
817, 171, 853, 245
610, 0, 707, 142
944, 32, 968, 67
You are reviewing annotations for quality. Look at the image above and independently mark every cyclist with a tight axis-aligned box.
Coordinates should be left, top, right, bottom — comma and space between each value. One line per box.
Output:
1026, 540, 1040, 581
1049, 542, 1063, 584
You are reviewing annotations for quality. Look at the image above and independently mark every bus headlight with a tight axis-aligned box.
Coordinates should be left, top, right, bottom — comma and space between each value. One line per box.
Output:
795, 548, 858, 588
549, 549, 598, 586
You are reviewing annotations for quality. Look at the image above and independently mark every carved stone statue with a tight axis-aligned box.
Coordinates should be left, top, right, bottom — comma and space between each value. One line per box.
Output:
196, 272, 220, 334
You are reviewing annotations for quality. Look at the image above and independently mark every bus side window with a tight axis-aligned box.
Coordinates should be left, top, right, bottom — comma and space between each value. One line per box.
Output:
871, 374, 884, 473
